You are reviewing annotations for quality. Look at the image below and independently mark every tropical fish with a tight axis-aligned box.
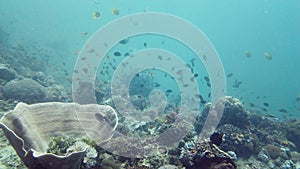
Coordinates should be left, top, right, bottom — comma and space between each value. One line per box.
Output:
263, 102, 269, 107
113, 51, 121, 56
166, 89, 172, 93
227, 73, 233, 78
158, 55, 163, 61
264, 52, 272, 60
244, 50, 251, 58
93, 11, 101, 19
202, 54, 207, 61
195, 94, 206, 104
154, 82, 160, 87
204, 76, 210, 82
190, 58, 196, 67
119, 38, 129, 44
249, 103, 255, 107
264, 114, 276, 118
296, 94, 300, 102
233, 79, 242, 88
279, 108, 288, 113
112, 8, 119, 15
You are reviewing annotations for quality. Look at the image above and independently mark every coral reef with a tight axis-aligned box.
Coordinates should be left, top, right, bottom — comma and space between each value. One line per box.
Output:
0, 102, 118, 169
286, 119, 300, 152
0, 95, 299, 168
3, 78, 47, 103
0, 63, 17, 82
179, 137, 237, 169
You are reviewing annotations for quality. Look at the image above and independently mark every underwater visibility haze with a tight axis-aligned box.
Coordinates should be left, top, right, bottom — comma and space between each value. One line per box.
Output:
0, 0, 299, 169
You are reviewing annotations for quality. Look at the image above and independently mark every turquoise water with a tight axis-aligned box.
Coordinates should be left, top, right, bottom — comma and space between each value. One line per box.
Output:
0, 0, 299, 119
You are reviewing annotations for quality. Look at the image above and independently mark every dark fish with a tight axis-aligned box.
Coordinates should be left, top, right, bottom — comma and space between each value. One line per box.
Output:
263, 102, 269, 107
186, 64, 192, 69
207, 82, 211, 87
265, 114, 276, 118
158, 55, 163, 60
176, 70, 183, 75
140, 84, 144, 87
93, 11, 101, 19
279, 109, 288, 113
166, 89, 172, 93
208, 93, 211, 98
190, 58, 196, 67
227, 73, 233, 78
233, 79, 242, 88
113, 51, 121, 56
119, 38, 129, 44
264, 52, 272, 60
124, 52, 130, 57
64, 70, 69, 76
249, 103, 255, 107
154, 82, 160, 87
194, 73, 199, 78
262, 108, 268, 112
89, 49, 95, 53
202, 54, 207, 61
296, 95, 300, 102
183, 84, 189, 87
144, 42, 147, 47
195, 94, 206, 104
204, 76, 210, 82
244, 50, 251, 58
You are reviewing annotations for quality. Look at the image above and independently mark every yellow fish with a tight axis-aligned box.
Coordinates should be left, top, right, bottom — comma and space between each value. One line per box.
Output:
112, 8, 119, 15
93, 11, 101, 19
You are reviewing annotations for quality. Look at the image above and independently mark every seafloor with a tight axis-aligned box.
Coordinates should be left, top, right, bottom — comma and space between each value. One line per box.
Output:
0, 28, 300, 169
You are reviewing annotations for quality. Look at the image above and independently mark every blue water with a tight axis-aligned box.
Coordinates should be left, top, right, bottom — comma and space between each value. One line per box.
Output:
0, 0, 299, 119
